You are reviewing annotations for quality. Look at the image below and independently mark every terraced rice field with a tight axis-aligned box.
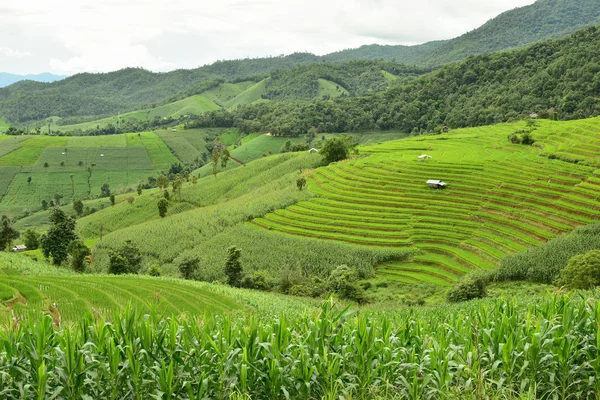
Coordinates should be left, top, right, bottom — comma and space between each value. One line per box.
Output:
252, 119, 600, 285
0, 270, 242, 322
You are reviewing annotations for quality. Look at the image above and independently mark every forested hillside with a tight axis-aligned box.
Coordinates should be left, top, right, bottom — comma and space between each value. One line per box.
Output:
2, 0, 598, 126
324, 0, 600, 65
190, 27, 600, 136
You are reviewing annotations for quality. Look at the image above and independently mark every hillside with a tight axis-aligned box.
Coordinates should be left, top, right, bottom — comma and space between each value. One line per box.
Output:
199, 26, 600, 136
324, 0, 600, 66
253, 117, 600, 284
0, 72, 66, 88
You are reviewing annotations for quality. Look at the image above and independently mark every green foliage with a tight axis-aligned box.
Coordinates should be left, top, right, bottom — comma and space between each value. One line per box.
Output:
296, 176, 306, 191
40, 208, 77, 265
193, 27, 600, 136
67, 240, 90, 273
148, 264, 161, 276
556, 250, 600, 289
0, 215, 19, 251
137, 183, 142, 196
108, 240, 142, 275
1, 294, 600, 398
157, 198, 168, 218
72, 199, 84, 216
327, 265, 368, 303
100, 183, 111, 197
496, 223, 600, 284
177, 255, 199, 280
22, 229, 40, 250
156, 174, 169, 189
224, 246, 243, 287
320, 136, 354, 164
447, 277, 487, 303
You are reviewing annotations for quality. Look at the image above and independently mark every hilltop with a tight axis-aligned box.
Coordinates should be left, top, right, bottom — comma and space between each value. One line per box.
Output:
325, 0, 600, 65
0, 73, 66, 88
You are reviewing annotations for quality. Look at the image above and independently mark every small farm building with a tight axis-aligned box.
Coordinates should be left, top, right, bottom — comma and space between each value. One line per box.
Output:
442, 126, 449, 133
426, 180, 447, 189
12, 244, 27, 252
309, 148, 319, 154
418, 154, 432, 162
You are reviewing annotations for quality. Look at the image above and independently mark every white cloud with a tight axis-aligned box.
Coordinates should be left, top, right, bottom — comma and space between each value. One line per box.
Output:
0, 46, 31, 58
0, 0, 536, 74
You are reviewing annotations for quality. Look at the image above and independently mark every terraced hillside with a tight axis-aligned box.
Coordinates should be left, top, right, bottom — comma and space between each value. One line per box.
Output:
252, 118, 600, 285
0, 254, 242, 322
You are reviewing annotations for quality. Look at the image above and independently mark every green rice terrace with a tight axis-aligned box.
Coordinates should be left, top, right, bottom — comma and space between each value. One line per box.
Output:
252, 118, 600, 285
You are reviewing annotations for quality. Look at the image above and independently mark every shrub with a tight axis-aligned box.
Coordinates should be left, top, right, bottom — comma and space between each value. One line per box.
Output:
252, 270, 274, 291
108, 241, 142, 275
177, 255, 199, 280
447, 278, 487, 303
240, 275, 254, 289
148, 264, 161, 277
157, 198, 168, 218
556, 250, 600, 289
328, 265, 368, 304
224, 246, 243, 287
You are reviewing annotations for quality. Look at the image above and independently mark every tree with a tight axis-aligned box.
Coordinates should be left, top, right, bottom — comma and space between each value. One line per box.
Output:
100, 183, 111, 198
137, 183, 143, 196
156, 174, 169, 189
297, 177, 307, 191
54, 193, 63, 207
108, 240, 142, 275
328, 265, 367, 303
27, 176, 31, 184
172, 175, 184, 199
73, 199, 84, 216
447, 277, 487, 303
211, 147, 221, 178
157, 198, 168, 218
192, 176, 198, 185
44, 162, 49, 168
163, 190, 170, 200
0, 216, 20, 251
320, 136, 354, 164
149, 264, 161, 277
41, 200, 49, 211
220, 148, 230, 169
40, 208, 78, 265
67, 240, 90, 273
556, 250, 600, 289
22, 229, 40, 250
127, 196, 134, 205
109, 194, 116, 206
178, 255, 199, 280
224, 246, 243, 287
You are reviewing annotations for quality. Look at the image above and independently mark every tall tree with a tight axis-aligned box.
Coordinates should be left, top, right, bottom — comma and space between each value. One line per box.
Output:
0, 216, 20, 251
224, 246, 243, 287
40, 208, 78, 265
67, 240, 91, 273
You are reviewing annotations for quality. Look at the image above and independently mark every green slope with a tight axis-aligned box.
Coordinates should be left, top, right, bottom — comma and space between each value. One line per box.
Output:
252, 116, 600, 284
317, 79, 349, 98
224, 79, 268, 109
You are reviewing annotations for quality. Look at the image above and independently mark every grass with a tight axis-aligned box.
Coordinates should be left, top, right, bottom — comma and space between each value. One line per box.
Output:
0, 118, 11, 131
224, 79, 268, 109
203, 81, 256, 107
252, 117, 600, 284
317, 78, 349, 98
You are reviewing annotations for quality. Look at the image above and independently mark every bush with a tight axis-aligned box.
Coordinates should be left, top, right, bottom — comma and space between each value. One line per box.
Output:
328, 265, 368, 304
177, 255, 199, 280
240, 275, 254, 289
148, 264, 161, 277
447, 278, 487, 303
108, 241, 142, 275
556, 250, 600, 289
252, 270, 274, 291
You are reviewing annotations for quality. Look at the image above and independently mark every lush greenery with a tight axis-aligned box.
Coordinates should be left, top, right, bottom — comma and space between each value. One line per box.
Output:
0, 293, 599, 398
190, 27, 600, 136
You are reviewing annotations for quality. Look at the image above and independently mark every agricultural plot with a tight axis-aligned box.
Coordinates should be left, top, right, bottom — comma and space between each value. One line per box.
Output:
0, 133, 177, 215
253, 119, 600, 285
224, 79, 268, 109
0, 258, 241, 322
533, 117, 600, 165
202, 81, 256, 107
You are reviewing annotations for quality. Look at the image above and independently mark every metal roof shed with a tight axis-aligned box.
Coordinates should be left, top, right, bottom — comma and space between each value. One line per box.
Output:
426, 180, 447, 189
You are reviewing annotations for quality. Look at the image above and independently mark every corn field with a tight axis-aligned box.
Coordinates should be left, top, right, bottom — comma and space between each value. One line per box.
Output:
1, 294, 599, 399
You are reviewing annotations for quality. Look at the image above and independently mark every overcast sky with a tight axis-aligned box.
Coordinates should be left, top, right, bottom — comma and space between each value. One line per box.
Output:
0, 0, 536, 75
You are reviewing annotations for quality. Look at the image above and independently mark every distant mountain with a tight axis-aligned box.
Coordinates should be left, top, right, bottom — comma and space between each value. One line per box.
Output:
2, 0, 599, 123
0, 73, 67, 88
323, 0, 600, 65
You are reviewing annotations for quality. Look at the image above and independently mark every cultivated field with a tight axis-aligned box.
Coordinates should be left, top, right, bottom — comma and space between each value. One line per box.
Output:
253, 118, 600, 284
0, 132, 178, 216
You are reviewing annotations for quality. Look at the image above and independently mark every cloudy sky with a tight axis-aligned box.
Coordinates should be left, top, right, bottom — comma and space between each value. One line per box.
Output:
0, 0, 535, 75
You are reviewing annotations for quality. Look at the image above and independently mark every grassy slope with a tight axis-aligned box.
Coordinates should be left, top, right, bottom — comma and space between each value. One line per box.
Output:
252, 117, 600, 285
52, 94, 221, 132
317, 78, 349, 98
0, 118, 10, 131
0, 252, 319, 322
202, 81, 256, 106
224, 79, 268, 109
